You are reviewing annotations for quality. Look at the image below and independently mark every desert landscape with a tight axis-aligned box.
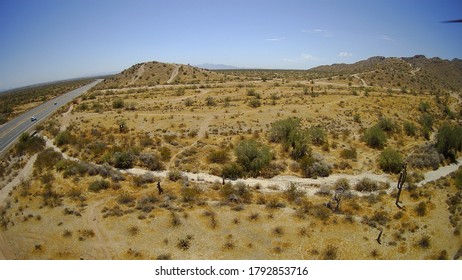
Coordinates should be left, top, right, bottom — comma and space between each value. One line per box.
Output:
1, 56, 462, 260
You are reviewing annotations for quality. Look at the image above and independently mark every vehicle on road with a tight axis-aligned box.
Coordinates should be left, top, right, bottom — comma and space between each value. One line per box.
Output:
54, 102, 57, 105
30, 116, 37, 121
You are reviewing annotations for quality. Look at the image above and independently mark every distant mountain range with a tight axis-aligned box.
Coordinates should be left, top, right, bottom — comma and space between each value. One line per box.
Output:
194, 63, 241, 70
309, 55, 462, 91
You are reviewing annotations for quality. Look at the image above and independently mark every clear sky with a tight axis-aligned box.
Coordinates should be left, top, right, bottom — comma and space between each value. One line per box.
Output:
1, 0, 461, 90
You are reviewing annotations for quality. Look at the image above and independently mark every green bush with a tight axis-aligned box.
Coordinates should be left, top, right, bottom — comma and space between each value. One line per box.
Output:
268, 117, 310, 160
355, 178, 379, 192
55, 130, 76, 146
112, 151, 135, 169
379, 148, 404, 174
34, 148, 63, 172
247, 98, 261, 108
15, 133, 45, 155
112, 98, 124, 109
340, 147, 357, 160
207, 149, 229, 164
268, 117, 301, 143
220, 182, 252, 203
309, 127, 327, 146
378, 117, 397, 133
403, 121, 417, 137
420, 113, 434, 130
88, 179, 110, 192
221, 162, 243, 180
299, 156, 331, 178
436, 122, 462, 161
363, 125, 387, 149
235, 140, 272, 176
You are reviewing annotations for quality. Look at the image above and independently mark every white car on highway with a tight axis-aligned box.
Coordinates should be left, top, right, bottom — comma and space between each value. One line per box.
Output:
30, 116, 37, 121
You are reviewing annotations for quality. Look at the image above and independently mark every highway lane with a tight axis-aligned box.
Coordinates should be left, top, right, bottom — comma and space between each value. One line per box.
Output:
0, 79, 103, 153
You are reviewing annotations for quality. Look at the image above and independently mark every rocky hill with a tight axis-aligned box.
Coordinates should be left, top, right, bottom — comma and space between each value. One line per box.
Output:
310, 55, 462, 92
97, 61, 225, 89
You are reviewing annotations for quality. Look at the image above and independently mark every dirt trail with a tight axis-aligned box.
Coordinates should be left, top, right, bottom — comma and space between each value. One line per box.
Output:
167, 65, 180, 84
167, 115, 213, 169
86, 197, 116, 259
0, 154, 36, 260
60, 105, 73, 132
352, 74, 368, 87
129, 63, 146, 85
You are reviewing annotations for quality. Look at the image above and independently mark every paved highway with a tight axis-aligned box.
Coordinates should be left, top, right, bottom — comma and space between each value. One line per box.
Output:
0, 79, 103, 154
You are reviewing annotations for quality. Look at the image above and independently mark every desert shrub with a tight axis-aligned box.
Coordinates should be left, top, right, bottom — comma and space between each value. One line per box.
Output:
177, 236, 192, 250
168, 170, 182, 181
310, 204, 331, 221
15, 133, 45, 155
403, 121, 417, 137
420, 113, 434, 130
268, 117, 310, 160
309, 127, 327, 146
406, 145, 440, 170
181, 185, 202, 203
246, 88, 260, 97
322, 245, 338, 260
184, 98, 194, 107
235, 139, 272, 176
117, 193, 135, 205
55, 160, 90, 178
334, 178, 350, 191
205, 96, 216, 106
159, 147, 171, 161
355, 178, 379, 192
88, 179, 110, 192
455, 168, 462, 190
268, 117, 301, 143
299, 155, 331, 178
417, 236, 431, 249
55, 130, 76, 146
414, 201, 427, 216
221, 162, 243, 180
363, 125, 387, 149
379, 148, 404, 174
112, 151, 135, 169
220, 182, 252, 203
128, 225, 139, 236
34, 148, 63, 172
139, 153, 163, 171
340, 147, 357, 160
419, 101, 430, 112
436, 122, 462, 161
247, 98, 261, 108
378, 117, 397, 133
207, 149, 229, 164
370, 210, 390, 226
112, 98, 124, 109
284, 184, 305, 202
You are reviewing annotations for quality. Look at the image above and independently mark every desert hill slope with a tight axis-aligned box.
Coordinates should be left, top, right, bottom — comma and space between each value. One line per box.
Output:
310, 55, 462, 92
97, 61, 226, 89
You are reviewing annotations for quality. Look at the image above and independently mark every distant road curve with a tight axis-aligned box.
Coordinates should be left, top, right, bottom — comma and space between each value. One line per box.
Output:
0, 79, 103, 155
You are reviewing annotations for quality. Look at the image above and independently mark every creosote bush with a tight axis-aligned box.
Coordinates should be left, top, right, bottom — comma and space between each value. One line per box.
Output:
88, 179, 110, 192
363, 125, 387, 149
378, 148, 404, 174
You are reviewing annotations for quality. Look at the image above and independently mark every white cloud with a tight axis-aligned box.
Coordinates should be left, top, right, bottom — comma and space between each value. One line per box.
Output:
339, 52, 353, 57
380, 35, 394, 41
265, 36, 285, 41
302, 28, 333, 37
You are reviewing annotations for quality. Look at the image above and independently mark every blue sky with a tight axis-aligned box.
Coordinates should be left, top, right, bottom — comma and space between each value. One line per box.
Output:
1, 0, 461, 90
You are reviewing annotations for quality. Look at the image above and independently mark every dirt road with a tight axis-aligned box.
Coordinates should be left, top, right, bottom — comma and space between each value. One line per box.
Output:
167, 65, 180, 84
